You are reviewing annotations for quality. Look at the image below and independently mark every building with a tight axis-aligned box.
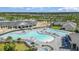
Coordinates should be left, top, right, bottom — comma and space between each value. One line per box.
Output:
0, 19, 37, 29
51, 21, 64, 26
62, 21, 77, 31
69, 33, 79, 50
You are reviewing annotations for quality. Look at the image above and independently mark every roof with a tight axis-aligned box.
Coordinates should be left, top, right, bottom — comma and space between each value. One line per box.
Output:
0, 20, 37, 26
52, 21, 65, 25
62, 21, 77, 28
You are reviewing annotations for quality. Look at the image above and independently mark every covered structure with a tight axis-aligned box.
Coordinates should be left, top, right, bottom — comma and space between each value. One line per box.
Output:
0, 20, 37, 29
62, 21, 77, 31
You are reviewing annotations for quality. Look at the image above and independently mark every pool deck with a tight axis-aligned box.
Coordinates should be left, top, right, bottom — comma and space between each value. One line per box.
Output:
70, 33, 79, 47
0, 28, 78, 51
35, 36, 64, 51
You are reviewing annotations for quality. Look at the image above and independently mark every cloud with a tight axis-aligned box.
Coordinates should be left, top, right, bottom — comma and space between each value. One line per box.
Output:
58, 7, 79, 12
25, 7, 32, 10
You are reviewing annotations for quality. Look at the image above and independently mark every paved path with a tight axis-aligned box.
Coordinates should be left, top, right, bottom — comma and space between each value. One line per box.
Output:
70, 33, 79, 47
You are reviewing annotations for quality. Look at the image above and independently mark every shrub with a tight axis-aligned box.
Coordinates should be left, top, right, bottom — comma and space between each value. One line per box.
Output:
75, 29, 79, 33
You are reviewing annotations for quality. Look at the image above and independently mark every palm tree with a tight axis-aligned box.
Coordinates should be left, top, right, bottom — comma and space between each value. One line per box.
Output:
31, 42, 37, 51
31, 42, 35, 47
5, 36, 13, 43
17, 38, 22, 43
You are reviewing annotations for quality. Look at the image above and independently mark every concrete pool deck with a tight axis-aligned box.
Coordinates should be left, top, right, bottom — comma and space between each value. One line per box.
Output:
70, 33, 79, 47
0, 28, 76, 51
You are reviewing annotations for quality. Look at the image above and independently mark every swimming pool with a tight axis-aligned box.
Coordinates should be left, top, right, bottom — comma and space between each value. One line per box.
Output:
45, 28, 71, 37
0, 28, 71, 43
0, 30, 54, 42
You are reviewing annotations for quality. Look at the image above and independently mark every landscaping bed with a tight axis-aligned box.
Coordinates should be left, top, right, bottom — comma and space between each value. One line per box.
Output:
51, 25, 61, 30
0, 42, 32, 51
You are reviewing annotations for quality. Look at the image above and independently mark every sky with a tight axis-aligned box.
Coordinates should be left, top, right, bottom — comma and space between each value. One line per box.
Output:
0, 7, 79, 12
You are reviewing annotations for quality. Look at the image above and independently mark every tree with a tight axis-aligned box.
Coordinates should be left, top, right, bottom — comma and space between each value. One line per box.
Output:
31, 42, 35, 47
5, 36, 13, 42
27, 48, 33, 51
4, 43, 15, 51
17, 38, 22, 43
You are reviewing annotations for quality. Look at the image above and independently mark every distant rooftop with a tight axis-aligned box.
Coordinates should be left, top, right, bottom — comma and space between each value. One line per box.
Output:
0, 18, 36, 22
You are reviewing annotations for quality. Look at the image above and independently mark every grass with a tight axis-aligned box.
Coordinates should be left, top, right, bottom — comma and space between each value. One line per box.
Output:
0, 42, 30, 51
15, 43, 30, 51
0, 43, 4, 51
51, 25, 61, 30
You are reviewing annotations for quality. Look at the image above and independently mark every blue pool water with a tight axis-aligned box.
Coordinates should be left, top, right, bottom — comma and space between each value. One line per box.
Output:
46, 28, 70, 36
0, 28, 71, 42
0, 30, 54, 42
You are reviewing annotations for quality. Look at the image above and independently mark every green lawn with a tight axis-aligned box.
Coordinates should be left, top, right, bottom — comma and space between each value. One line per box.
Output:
15, 43, 30, 51
51, 25, 61, 30
0, 42, 31, 51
